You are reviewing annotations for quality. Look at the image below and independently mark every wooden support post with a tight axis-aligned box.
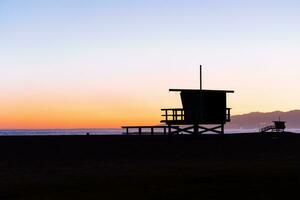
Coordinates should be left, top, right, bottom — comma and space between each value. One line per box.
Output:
163, 127, 166, 135
165, 110, 168, 122
138, 127, 142, 135
193, 124, 199, 135
221, 124, 224, 135
168, 125, 171, 135
172, 110, 175, 121
126, 127, 129, 135
151, 127, 154, 135
176, 127, 179, 135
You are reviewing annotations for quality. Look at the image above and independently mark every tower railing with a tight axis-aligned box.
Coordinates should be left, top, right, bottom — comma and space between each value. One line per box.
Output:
226, 108, 231, 122
161, 108, 232, 123
161, 108, 185, 122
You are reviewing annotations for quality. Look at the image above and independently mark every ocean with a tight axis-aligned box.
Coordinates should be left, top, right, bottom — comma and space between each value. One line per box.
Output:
0, 129, 122, 136
0, 128, 299, 136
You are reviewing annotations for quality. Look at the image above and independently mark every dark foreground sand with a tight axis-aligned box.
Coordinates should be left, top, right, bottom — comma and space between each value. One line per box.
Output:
0, 133, 300, 200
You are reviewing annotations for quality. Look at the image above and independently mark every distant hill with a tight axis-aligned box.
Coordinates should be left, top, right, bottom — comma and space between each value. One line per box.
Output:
226, 110, 300, 129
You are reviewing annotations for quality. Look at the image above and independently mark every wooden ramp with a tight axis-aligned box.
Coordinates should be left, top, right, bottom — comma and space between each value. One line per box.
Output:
260, 121, 286, 133
260, 126, 276, 133
122, 126, 180, 135
260, 125, 285, 133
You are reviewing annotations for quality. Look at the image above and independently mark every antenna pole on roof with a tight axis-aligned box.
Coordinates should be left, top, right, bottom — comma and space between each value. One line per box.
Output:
200, 65, 202, 90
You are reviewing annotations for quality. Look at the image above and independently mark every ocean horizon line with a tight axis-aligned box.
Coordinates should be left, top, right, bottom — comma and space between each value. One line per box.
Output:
0, 128, 299, 136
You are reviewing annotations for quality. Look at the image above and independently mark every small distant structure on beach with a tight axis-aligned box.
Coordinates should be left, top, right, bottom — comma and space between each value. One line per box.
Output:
260, 119, 286, 133
122, 65, 234, 135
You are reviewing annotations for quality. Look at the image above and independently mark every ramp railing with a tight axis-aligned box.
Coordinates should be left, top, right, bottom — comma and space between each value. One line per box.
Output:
260, 125, 275, 133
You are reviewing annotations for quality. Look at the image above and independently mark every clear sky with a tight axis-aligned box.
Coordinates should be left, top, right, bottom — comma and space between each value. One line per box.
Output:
0, 0, 299, 128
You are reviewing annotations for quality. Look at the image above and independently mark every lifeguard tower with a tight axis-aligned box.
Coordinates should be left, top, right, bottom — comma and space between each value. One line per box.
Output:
122, 66, 234, 135
260, 119, 286, 133
161, 89, 233, 134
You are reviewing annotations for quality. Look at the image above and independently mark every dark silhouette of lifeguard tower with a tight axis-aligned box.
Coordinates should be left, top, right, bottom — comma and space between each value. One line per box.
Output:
260, 119, 286, 133
122, 66, 234, 135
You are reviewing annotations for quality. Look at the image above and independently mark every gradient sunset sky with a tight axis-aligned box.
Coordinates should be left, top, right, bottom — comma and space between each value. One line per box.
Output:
1, 0, 299, 129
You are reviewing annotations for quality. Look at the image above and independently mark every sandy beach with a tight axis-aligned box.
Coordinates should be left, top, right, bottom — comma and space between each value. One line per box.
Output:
1, 133, 299, 200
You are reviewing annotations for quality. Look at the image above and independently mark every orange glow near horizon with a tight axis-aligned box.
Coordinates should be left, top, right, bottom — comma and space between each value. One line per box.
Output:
0, 94, 163, 129
1, 67, 299, 129
0, 87, 299, 129
0, 108, 160, 129
1, 72, 300, 129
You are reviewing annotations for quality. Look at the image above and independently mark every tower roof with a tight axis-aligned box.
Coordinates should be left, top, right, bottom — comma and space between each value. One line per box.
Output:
169, 89, 234, 93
